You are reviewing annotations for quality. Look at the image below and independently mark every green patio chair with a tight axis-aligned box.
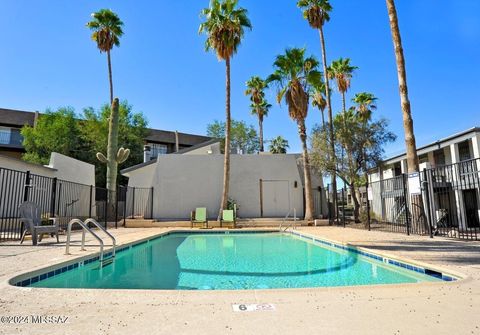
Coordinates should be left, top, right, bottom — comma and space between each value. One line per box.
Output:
190, 207, 209, 229
221, 204, 237, 229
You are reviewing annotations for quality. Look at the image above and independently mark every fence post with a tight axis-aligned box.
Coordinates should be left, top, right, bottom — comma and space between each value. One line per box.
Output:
104, 189, 108, 230
342, 186, 346, 228
123, 187, 127, 226
150, 187, 154, 219
49, 177, 57, 217
422, 168, 434, 238
23, 171, 31, 202
131, 187, 135, 219
365, 179, 371, 231
88, 185, 93, 218
115, 186, 119, 229
326, 184, 331, 225
402, 174, 410, 236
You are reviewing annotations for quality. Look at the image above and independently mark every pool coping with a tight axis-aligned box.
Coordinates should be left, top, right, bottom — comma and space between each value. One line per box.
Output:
7, 228, 467, 289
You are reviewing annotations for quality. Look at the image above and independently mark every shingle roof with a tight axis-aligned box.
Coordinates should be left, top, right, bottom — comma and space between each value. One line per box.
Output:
0, 108, 36, 127
145, 129, 211, 146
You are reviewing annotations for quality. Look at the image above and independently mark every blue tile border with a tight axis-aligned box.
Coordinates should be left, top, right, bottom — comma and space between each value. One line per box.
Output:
12, 229, 458, 288
289, 230, 457, 283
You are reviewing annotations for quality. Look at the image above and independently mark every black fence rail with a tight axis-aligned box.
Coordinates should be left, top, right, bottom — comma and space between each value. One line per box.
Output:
0, 166, 153, 242
326, 158, 480, 241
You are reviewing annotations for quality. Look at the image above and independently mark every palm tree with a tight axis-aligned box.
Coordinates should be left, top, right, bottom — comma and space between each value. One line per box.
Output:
267, 48, 321, 221
199, 0, 252, 219
352, 92, 377, 226
269, 136, 289, 154
385, 0, 419, 174
311, 82, 327, 127
87, 9, 124, 104
297, 0, 337, 215
353, 92, 377, 123
249, 98, 271, 152
328, 58, 358, 113
386, 0, 426, 232
246, 76, 269, 152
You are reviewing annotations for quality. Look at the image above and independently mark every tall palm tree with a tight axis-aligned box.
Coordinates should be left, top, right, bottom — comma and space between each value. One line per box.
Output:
269, 136, 289, 154
297, 0, 337, 214
386, 0, 426, 232
385, 0, 419, 174
352, 92, 377, 226
87, 9, 124, 104
311, 82, 327, 127
267, 48, 321, 221
249, 98, 271, 152
199, 0, 252, 219
328, 58, 358, 113
245, 76, 269, 152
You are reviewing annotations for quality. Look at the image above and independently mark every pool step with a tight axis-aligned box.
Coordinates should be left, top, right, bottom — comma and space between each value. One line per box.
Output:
100, 256, 114, 267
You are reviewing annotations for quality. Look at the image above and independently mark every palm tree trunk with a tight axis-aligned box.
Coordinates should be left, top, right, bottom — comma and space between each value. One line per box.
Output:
318, 27, 337, 219
341, 92, 347, 113
350, 183, 360, 223
321, 110, 325, 128
107, 50, 114, 104
386, 0, 427, 232
258, 113, 264, 152
299, 120, 314, 221
219, 57, 231, 220
386, 0, 419, 174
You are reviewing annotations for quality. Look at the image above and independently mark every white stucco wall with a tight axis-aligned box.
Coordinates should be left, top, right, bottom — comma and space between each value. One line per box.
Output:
47, 153, 95, 186
0, 154, 56, 177
124, 154, 325, 220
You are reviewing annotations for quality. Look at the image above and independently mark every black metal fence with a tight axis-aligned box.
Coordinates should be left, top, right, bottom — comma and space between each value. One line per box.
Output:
0, 166, 153, 242
326, 158, 480, 241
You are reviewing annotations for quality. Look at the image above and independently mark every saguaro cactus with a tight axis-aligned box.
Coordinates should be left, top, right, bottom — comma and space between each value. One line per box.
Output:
96, 98, 130, 194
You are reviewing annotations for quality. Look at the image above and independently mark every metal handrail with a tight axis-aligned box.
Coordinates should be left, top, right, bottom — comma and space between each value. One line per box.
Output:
84, 218, 116, 258
65, 219, 105, 261
279, 208, 297, 231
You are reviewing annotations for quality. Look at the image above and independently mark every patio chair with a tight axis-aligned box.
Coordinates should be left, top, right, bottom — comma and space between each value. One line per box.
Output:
18, 201, 59, 245
220, 204, 237, 229
190, 207, 209, 229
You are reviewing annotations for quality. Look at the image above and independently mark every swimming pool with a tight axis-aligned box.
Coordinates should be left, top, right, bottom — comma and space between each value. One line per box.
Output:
15, 231, 455, 290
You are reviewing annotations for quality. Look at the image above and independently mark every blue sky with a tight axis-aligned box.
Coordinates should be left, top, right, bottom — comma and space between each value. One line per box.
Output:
0, 0, 479, 156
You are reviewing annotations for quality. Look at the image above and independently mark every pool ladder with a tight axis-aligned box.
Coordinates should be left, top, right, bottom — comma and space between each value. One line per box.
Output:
65, 218, 116, 266
279, 208, 297, 231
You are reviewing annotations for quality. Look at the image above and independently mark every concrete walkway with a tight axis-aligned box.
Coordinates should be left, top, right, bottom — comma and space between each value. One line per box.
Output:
0, 227, 479, 335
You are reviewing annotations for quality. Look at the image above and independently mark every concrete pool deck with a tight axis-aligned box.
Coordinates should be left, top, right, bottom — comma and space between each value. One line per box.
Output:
0, 226, 479, 335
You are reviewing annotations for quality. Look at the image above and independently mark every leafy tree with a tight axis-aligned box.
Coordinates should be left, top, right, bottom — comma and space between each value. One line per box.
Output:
21, 108, 80, 165
207, 120, 259, 154
199, 0, 252, 218
268, 136, 289, 154
297, 0, 337, 209
267, 48, 321, 221
245, 76, 269, 152
80, 101, 148, 187
86, 9, 124, 104
311, 112, 396, 222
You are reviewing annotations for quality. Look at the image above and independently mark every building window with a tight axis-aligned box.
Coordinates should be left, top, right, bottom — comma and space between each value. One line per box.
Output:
418, 154, 429, 164
0, 127, 22, 146
458, 141, 471, 161
149, 143, 168, 158
433, 149, 445, 166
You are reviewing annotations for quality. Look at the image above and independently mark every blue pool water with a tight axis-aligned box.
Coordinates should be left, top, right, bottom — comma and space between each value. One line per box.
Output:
28, 232, 441, 290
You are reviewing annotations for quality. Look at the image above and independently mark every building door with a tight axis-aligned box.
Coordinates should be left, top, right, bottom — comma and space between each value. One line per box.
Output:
463, 189, 479, 228
261, 180, 290, 218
